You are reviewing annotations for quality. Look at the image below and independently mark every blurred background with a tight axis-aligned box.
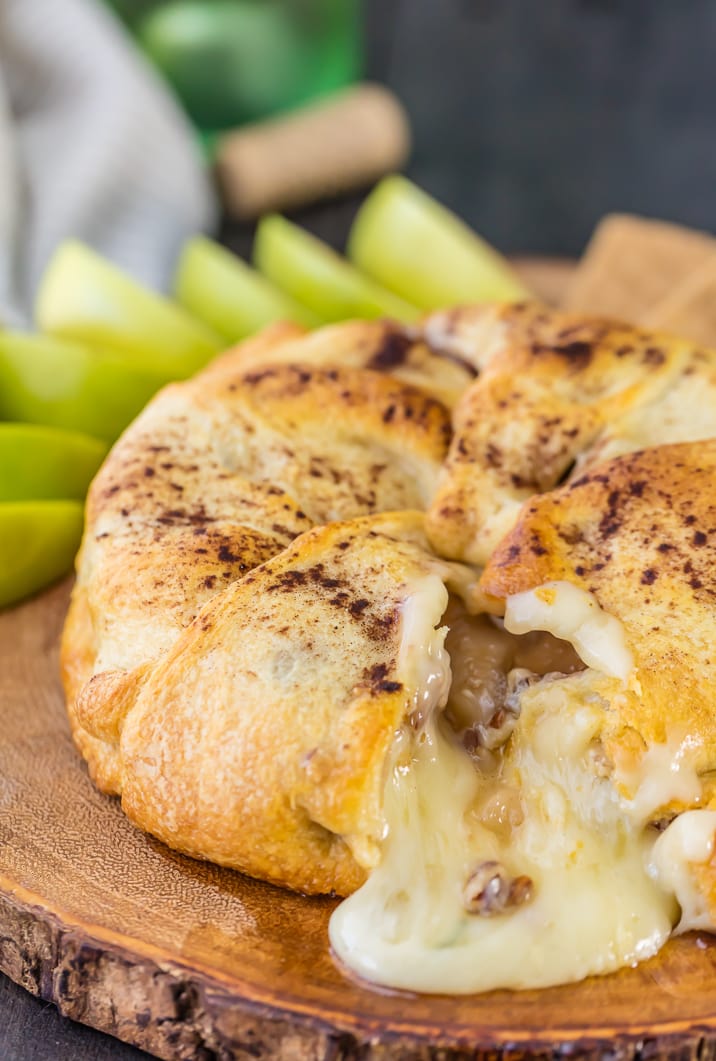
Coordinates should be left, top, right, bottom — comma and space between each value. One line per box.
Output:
106, 0, 716, 255
367, 0, 716, 255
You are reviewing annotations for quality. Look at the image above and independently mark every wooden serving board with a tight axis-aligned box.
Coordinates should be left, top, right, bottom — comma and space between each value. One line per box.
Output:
3, 260, 716, 1060
3, 581, 716, 1061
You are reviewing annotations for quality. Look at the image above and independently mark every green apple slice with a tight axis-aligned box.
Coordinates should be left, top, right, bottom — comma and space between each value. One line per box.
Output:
0, 500, 84, 609
0, 424, 107, 502
0, 332, 170, 443
348, 175, 532, 308
175, 236, 321, 340
36, 241, 224, 373
253, 214, 420, 323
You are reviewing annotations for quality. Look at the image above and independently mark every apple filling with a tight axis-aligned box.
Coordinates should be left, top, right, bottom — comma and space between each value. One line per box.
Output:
330, 580, 714, 994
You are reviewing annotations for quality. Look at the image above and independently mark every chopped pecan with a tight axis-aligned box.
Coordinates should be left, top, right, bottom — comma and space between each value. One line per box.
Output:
463, 860, 534, 916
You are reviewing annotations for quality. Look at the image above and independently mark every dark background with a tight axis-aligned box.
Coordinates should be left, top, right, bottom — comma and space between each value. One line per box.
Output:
4, 1, 716, 1058
369, 0, 716, 255
224, 0, 716, 261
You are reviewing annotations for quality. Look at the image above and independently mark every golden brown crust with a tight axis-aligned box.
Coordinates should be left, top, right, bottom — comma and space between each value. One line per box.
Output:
64, 323, 454, 713
191, 360, 452, 522
215, 317, 476, 409
691, 854, 716, 923
64, 309, 716, 911
197, 319, 307, 383
480, 440, 716, 791
62, 320, 465, 890
426, 303, 716, 565
110, 512, 451, 895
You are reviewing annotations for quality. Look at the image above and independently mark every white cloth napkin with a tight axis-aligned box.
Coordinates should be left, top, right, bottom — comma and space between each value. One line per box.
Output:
0, 0, 217, 328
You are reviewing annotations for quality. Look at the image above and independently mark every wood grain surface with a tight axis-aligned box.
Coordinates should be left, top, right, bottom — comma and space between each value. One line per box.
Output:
2, 258, 716, 1060
1, 537, 716, 1060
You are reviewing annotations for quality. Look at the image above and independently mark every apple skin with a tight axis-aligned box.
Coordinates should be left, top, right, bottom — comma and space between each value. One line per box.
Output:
348, 175, 532, 309
175, 236, 320, 340
253, 214, 420, 323
0, 424, 107, 502
0, 500, 84, 609
35, 241, 224, 374
0, 332, 176, 444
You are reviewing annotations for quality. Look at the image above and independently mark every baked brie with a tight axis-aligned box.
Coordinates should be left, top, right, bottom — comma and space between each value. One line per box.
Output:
62, 308, 716, 995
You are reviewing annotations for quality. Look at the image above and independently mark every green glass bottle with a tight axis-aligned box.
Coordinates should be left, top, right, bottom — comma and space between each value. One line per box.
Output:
107, 0, 362, 141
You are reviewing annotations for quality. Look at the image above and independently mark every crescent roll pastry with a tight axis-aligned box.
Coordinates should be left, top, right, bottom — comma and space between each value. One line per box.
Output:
106, 512, 472, 895
425, 303, 716, 564
63, 310, 716, 995
63, 324, 455, 794
211, 317, 476, 409
476, 440, 716, 932
481, 439, 716, 790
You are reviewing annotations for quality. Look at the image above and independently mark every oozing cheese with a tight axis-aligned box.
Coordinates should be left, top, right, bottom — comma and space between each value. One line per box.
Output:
504, 581, 634, 682
330, 585, 681, 994
650, 811, 716, 932
396, 575, 451, 728
330, 685, 675, 992
620, 730, 704, 824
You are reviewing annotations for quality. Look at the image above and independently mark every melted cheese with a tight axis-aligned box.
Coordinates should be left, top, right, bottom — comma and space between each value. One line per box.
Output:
330, 680, 676, 993
620, 729, 704, 824
649, 811, 716, 932
396, 575, 451, 726
504, 581, 634, 682
329, 582, 706, 995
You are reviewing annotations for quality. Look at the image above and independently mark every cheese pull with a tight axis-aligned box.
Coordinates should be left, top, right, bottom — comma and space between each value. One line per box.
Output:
504, 581, 634, 683
330, 693, 675, 994
650, 811, 716, 932
331, 584, 706, 995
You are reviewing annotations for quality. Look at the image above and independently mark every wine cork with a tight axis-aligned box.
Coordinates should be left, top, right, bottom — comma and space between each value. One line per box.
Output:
215, 83, 411, 220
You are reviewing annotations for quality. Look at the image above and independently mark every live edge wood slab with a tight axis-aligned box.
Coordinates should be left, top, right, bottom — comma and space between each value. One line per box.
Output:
3, 259, 716, 1060
3, 581, 716, 1061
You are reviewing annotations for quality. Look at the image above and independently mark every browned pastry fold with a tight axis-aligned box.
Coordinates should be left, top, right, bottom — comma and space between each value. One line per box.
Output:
62, 321, 457, 799
212, 316, 477, 408
480, 439, 716, 808
74, 512, 469, 895
425, 303, 716, 565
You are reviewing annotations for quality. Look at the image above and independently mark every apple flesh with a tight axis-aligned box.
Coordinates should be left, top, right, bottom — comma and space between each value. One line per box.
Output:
253, 214, 420, 323
0, 332, 171, 444
0, 500, 84, 609
0, 424, 107, 502
35, 241, 224, 374
175, 236, 320, 340
348, 175, 532, 309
